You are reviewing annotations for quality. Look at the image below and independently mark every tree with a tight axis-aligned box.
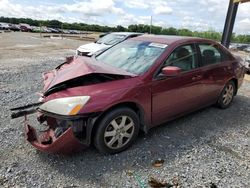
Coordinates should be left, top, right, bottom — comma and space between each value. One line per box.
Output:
1, 16, 250, 43
116, 25, 126, 32
48, 20, 62, 28
161, 27, 178, 35
177, 28, 193, 36
128, 25, 138, 32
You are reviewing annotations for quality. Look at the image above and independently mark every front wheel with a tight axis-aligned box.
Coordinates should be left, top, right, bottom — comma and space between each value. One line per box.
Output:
217, 81, 236, 109
94, 107, 139, 154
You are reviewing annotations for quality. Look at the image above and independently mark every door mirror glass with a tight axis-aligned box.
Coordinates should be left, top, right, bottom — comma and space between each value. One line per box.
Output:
161, 66, 181, 77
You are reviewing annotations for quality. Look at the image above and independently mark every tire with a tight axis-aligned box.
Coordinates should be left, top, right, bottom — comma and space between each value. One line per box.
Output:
217, 81, 236, 109
94, 107, 139, 154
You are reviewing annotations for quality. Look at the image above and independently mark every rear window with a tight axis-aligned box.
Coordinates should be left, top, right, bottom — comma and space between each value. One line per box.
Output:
96, 34, 126, 45
198, 44, 223, 66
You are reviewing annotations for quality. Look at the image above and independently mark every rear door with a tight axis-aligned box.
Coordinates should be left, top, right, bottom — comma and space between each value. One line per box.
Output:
151, 44, 206, 126
196, 43, 234, 104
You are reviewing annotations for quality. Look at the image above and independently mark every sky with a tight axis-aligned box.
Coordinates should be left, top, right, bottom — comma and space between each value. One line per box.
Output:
0, 0, 250, 34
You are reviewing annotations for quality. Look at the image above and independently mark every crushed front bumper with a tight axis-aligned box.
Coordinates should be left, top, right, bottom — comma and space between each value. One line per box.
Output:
25, 123, 85, 154
11, 103, 98, 154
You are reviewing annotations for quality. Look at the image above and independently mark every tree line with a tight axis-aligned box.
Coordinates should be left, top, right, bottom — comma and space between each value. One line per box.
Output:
1, 16, 249, 43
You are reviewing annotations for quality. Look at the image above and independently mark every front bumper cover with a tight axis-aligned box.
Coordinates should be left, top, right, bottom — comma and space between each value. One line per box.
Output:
11, 103, 99, 154
25, 123, 85, 154
24, 113, 99, 154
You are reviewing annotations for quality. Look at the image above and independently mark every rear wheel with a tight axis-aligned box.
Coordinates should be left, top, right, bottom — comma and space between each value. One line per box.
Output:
217, 81, 236, 109
94, 107, 139, 154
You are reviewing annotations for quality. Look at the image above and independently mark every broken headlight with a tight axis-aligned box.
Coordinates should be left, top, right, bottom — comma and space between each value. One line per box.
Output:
39, 96, 90, 116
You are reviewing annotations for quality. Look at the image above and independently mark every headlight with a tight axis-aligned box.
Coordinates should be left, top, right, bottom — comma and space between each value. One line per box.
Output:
39, 96, 90, 116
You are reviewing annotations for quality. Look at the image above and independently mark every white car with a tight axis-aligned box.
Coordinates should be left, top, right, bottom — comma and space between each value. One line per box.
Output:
76, 32, 143, 56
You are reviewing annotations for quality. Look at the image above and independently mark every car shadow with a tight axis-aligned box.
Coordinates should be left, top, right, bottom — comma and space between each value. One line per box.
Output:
36, 94, 250, 185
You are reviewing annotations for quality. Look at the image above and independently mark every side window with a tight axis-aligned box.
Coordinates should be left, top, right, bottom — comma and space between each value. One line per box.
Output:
164, 45, 197, 71
199, 44, 223, 66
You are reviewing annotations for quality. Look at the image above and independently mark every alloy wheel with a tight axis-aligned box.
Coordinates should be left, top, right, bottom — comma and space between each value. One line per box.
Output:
222, 84, 234, 106
104, 115, 135, 149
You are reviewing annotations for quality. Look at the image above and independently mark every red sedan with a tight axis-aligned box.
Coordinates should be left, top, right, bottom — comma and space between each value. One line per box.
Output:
12, 35, 245, 154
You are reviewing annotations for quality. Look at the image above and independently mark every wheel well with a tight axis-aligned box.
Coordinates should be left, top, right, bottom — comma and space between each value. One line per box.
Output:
90, 102, 146, 144
230, 78, 238, 95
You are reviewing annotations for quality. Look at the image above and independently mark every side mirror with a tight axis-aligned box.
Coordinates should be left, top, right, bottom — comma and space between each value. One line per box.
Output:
161, 66, 181, 77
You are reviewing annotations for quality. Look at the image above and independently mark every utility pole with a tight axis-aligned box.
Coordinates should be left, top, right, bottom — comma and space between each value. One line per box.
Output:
61, 23, 63, 39
221, 0, 250, 48
150, 16, 152, 34
39, 23, 42, 38
221, 0, 239, 48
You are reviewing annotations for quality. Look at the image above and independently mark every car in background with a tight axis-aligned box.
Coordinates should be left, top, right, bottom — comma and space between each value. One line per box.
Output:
237, 44, 249, 51
62, 29, 71, 34
19, 23, 32, 32
31, 26, 41, 33
9, 24, 20, 31
229, 43, 239, 51
43, 27, 53, 33
229, 43, 250, 52
246, 55, 250, 63
245, 55, 250, 74
99, 32, 110, 38
76, 32, 143, 57
47, 28, 60, 33
68, 30, 80, 34
11, 35, 246, 154
245, 46, 250, 52
0, 22, 10, 30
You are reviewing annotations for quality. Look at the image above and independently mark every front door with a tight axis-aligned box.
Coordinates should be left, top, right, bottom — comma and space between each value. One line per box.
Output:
151, 44, 205, 126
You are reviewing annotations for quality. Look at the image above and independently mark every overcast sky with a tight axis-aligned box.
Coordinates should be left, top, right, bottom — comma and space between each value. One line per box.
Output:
0, 0, 250, 34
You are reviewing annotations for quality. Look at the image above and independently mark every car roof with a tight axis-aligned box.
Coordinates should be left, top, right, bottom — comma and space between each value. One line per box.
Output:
131, 34, 212, 45
111, 32, 143, 36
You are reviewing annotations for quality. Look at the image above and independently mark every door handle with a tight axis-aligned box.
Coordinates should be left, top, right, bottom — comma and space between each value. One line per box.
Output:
224, 66, 232, 71
192, 75, 202, 80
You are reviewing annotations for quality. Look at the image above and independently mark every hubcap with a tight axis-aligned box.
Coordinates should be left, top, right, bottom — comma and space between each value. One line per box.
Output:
104, 116, 135, 149
222, 84, 234, 105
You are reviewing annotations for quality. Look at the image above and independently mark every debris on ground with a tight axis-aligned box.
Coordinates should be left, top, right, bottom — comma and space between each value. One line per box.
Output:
0, 176, 8, 185
148, 176, 172, 188
210, 182, 218, 188
134, 172, 146, 188
172, 176, 180, 188
126, 170, 134, 176
152, 159, 165, 168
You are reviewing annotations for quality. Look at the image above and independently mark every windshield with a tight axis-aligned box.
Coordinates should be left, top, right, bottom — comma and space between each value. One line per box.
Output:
96, 34, 126, 45
96, 40, 167, 75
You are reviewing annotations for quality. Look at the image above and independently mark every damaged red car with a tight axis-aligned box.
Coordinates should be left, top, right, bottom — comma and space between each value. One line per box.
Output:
11, 35, 245, 154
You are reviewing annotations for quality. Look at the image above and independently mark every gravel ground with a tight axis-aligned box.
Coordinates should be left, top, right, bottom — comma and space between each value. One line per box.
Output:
0, 32, 249, 188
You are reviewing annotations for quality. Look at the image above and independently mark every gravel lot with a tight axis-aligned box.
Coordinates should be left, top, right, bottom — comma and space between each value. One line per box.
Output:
0, 32, 249, 188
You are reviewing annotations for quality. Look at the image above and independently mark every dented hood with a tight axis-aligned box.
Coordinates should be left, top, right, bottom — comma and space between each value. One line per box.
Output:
43, 56, 136, 92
